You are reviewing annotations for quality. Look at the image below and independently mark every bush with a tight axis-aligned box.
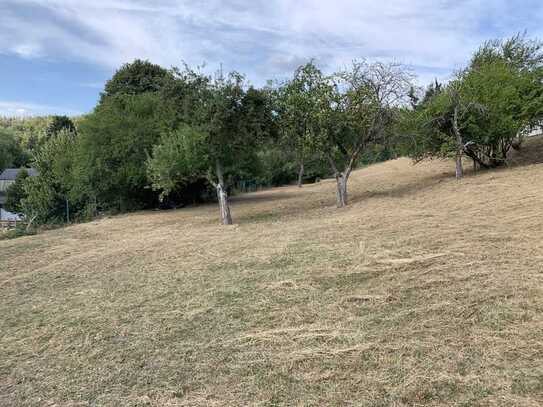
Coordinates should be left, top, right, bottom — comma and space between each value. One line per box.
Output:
0, 223, 36, 240
75, 93, 166, 211
4, 169, 30, 214
21, 130, 76, 225
0, 129, 29, 171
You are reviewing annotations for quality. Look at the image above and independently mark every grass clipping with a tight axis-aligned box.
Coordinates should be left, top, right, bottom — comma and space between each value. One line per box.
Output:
2, 142, 543, 406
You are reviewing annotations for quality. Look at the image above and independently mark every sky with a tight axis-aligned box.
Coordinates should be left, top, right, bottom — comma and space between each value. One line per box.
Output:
1, 0, 543, 117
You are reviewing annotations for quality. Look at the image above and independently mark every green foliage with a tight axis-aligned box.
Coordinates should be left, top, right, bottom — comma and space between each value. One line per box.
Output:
462, 61, 532, 164
75, 93, 165, 211
255, 145, 298, 186
0, 222, 36, 240
306, 60, 412, 174
0, 116, 50, 151
21, 130, 76, 224
147, 125, 209, 200
101, 59, 171, 101
150, 67, 275, 198
203, 71, 261, 170
0, 128, 30, 170
276, 61, 324, 165
274, 60, 404, 187
4, 169, 30, 214
7, 34, 543, 226
45, 115, 77, 139
471, 33, 543, 72
399, 83, 469, 161
358, 143, 397, 165
253, 144, 329, 187
402, 34, 543, 168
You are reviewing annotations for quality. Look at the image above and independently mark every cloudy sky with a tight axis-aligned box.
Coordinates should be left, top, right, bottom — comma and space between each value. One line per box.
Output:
1, 0, 542, 116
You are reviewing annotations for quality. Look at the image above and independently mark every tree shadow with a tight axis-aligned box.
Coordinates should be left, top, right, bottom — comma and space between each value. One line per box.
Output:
348, 169, 456, 205
230, 190, 298, 204
507, 136, 543, 168
231, 140, 543, 225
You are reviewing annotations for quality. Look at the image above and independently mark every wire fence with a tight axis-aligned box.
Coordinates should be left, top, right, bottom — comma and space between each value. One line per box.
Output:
0, 219, 23, 230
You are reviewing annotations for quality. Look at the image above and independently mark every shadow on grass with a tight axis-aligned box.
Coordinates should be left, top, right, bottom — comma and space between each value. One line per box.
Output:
226, 142, 543, 225
348, 169, 456, 205
508, 136, 543, 168
230, 190, 298, 204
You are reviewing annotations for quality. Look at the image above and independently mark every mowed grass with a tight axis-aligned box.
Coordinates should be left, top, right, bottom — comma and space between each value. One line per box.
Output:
2, 141, 543, 406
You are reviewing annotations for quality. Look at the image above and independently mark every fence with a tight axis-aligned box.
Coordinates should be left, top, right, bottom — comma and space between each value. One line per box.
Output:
0, 219, 21, 230
233, 180, 264, 194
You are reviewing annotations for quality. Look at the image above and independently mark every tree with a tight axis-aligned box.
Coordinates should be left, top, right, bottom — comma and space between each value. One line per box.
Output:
471, 33, 543, 72
459, 61, 533, 169
148, 67, 273, 224
0, 116, 50, 151
306, 60, 413, 207
4, 169, 30, 214
276, 62, 324, 187
147, 125, 208, 202
75, 93, 165, 211
45, 115, 77, 140
402, 34, 543, 177
400, 79, 488, 179
441, 83, 485, 178
100, 59, 171, 102
420, 80, 443, 107
21, 130, 76, 225
463, 34, 543, 162
0, 129, 29, 171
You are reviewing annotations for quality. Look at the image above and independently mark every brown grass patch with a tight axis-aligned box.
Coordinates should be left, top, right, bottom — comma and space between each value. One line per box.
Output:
2, 146, 543, 406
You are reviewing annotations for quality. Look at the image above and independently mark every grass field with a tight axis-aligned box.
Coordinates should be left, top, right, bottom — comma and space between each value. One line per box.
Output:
2, 139, 543, 406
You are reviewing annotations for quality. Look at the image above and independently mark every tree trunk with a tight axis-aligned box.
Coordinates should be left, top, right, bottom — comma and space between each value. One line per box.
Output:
25, 214, 37, 232
216, 184, 232, 225
453, 106, 463, 179
335, 172, 348, 208
297, 162, 304, 188
65, 197, 70, 223
215, 161, 233, 225
326, 153, 352, 208
455, 151, 463, 179
465, 148, 490, 169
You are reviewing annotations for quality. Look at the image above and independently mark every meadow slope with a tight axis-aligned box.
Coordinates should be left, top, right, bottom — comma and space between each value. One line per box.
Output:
2, 141, 543, 406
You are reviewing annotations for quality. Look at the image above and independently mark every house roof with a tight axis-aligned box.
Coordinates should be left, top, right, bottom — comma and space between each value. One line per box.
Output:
0, 168, 38, 181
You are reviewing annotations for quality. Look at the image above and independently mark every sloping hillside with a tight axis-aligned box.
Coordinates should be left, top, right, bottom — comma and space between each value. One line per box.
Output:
2, 144, 543, 406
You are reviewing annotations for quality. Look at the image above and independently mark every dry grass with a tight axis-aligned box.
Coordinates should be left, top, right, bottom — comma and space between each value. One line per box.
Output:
2, 140, 543, 406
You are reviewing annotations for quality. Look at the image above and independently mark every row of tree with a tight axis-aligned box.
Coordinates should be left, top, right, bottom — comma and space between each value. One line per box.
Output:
3, 34, 543, 226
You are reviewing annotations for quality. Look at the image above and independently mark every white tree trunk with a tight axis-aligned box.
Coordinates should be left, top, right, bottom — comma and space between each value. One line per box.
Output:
216, 184, 232, 225
297, 162, 304, 188
25, 214, 37, 232
335, 173, 349, 208
215, 161, 233, 225
455, 152, 463, 179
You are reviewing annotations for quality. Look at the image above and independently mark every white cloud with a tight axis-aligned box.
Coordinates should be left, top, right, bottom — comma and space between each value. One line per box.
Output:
0, 101, 82, 117
2, 0, 542, 85
12, 43, 44, 58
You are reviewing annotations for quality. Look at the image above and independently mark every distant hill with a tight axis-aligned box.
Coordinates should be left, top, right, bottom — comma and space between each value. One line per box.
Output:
0, 115, 82, 147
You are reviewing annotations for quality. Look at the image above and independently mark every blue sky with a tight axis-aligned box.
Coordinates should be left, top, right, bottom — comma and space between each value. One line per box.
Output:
1, 0, 543, 116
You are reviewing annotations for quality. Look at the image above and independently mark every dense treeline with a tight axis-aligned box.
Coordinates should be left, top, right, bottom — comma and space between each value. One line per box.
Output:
2, 34, 543, 226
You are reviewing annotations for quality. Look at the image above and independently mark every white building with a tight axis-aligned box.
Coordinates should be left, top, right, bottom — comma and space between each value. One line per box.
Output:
0, 168, 38, 221
0, 207, 21, 221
